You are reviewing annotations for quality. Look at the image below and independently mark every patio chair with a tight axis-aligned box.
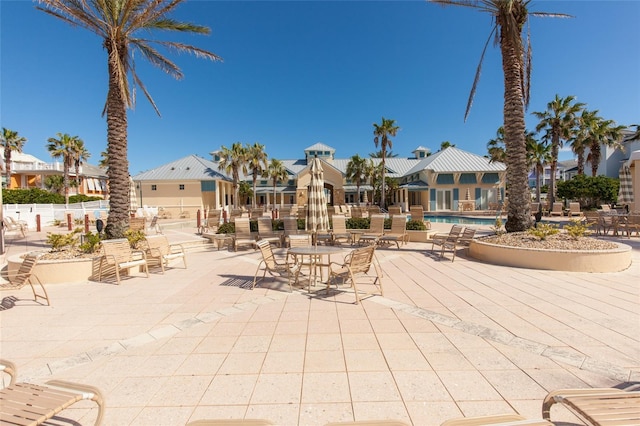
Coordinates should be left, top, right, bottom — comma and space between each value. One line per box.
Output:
2, 217, 26, 238
542, 385, 640, 425
145, 235, 187, 273
409, 205, 431, 230
282, 216, 300, 247
568, 202, 582, 217
549, 202, 564, 216
388, 206, 402, 216
583, 211, 602, 235
230, 209, 244, 222
379, 214, 408, 249
250, 208, 264, 220
359, 214, 385, 246
98, 238, 149, 284
441, 414, 552, 426
0, 253, 50, 306
5, 216, 28, 232
430, 225, 464, 261
456, 227, 477, 250
327, 243, 382, 304
330, 214, 351, 245
623, 213, 640, 238
257, 217, 282, 247
252, 239, 299, 292
232, 218, 256, 251
145, 215, 161, 234
0, 358, 105, 426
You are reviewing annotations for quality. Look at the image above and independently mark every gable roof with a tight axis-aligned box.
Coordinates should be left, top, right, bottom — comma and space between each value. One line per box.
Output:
133, 155, 230, 181
405, 147, 505, 175
304, 142, 335, 153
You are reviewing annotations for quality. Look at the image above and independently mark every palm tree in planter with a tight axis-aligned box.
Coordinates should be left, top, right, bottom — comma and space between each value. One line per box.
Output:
431, 0, 570, 232
37, 0, 221, 238
246, 143, 268, 208
218, 143, 248, 209
373, 117, 400, 210
1, 128, 27, 189
47, 133, 82, 205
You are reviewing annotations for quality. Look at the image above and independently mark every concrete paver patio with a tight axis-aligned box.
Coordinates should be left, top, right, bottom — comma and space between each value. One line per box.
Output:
0, 221, 638, 425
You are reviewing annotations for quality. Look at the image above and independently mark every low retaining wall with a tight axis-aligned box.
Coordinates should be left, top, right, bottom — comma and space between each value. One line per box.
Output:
7, 254, 98, 284
468, 240, 632, 273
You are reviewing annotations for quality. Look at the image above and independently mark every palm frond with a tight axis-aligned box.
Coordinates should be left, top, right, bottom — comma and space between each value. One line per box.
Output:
465, 25, 496, 122
148, 18, 211, 35
529, 11, 573, 19
132, 69, 160, 116
143, 39, 223, 62
133, 39, 183, 80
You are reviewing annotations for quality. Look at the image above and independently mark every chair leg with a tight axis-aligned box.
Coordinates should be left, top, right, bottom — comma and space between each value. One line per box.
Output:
252, 261, 265, 289
27, 275, 51, 306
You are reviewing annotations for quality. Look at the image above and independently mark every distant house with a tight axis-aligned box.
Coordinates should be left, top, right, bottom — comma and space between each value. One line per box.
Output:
0, 151, 107, 198
132, 143, 506, 217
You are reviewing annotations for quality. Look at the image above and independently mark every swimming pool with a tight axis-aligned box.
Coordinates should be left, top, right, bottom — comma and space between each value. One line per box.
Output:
422, 215, 499, 225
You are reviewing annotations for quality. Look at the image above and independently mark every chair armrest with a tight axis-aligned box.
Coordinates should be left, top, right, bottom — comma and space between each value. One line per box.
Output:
131, 250, 147, 260
0, 359, 17, 386
169, 243, 186, 254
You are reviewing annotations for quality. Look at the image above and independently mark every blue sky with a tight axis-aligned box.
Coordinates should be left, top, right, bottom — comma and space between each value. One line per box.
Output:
2, 1, 639, 176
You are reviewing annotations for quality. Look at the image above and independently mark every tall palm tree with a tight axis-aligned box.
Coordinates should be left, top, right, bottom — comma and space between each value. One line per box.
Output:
527, 136, 551, 203
37, 0, 221, 238
345, 154, 370, 206
246, 143, 268, 208
533, 94, 584, 205
217, 143, 247, 209
570, 109, 600, 175
586, 118, 625, 177
267, 158, 289, 210
70, 139, 91, 192
98, 150, 109, 169
432, 0, 569, 232
486, 127, 507, 164
47, 133, 81, 205
372, 117, 400, 210
369, 149, 399, 158
1, 128, 27, 189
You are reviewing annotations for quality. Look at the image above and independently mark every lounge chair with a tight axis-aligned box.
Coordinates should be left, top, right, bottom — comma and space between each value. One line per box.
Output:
542, 386, 640, 425
0, 253, 50, 306
549, 202, 564, 216
623, 213, 640, 238
583, 211, 602, 235
568, 202, 582, 217
252, 239, 300, 292
250, 208, 264, 220
145, 235, 187, 273
98, 238, 149, 284
0, 358, 105, 426
327, 243, 382, 304
257, 217, 282, 247
409, 205, 431, 230
282, 216, 300, 247
2, 217, 26, 238
232, 218, 256, 251
186, 420, 275, 425
5, 216, 28, 232
330, 214, 351, 245
388, 206, 402, 216
441, 414, 551, 426
379, 214, 408, 248
358, 214, 385, 246
145, 215, 161, 234
430, 225, 464, 261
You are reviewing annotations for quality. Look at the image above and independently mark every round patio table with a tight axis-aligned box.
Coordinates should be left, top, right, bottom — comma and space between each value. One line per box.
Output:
288, 245, 345, 292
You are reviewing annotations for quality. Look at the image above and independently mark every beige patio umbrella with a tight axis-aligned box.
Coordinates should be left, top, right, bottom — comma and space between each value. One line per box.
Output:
306, 157, 329, 245
129, 176, 138, 216
618, 164, 634, 206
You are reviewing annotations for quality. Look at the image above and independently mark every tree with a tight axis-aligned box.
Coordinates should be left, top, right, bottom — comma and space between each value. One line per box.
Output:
238, 181, 252, 207
369, 150, 399, 158
432, 0, 569, 232
345, 154, 370, 206
267, 158, 289, 209
372, 117, 400, 209
98, 151, 108, 169
585, 117, 625, 177
217, 143, 247, 209
246, 143, 268, 208
1, 128, 27, 189
527, 136, 551, 203
47, 133, 82, 205
570, 109, 600, 175
486, 127, 507, 164
625, 124, 640, 142
533, 95, 584, 206
37, 0, 221, 238
71, 138, 91, 189
440, 141, 455, 150
45, 175, 65, 195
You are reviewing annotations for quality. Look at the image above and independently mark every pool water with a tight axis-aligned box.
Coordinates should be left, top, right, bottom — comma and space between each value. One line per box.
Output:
422, 215, 499, 225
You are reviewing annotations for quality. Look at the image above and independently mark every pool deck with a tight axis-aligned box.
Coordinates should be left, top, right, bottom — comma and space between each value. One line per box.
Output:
0, 217, 638, 425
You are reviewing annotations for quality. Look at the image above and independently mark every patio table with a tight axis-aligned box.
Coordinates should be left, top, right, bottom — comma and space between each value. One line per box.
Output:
288, 245, 345, 292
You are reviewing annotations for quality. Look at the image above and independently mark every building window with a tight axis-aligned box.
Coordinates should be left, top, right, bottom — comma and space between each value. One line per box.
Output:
151, 185, 157, 191
179, 184, 185, 190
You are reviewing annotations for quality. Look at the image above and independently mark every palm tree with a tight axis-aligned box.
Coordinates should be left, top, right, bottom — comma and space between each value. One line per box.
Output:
98, 150, 109, 169
369, 149, 399, 158
267, 158, 289, 210
70, 139, 91, 192
486, 127, 507, 164
625, 124, 640, 142
345, 154, 370, 206
47, 133, 82, 205
533, 95, 585, 205
586, 118, 625, 177
37, 0, 221, 238
439, 141, 455, 150
432, 0, 569, 232
372, 117, 400, 209
246, 143, 268, 208
527, 136, 551, 203
1, 128, 27, 189
217, 143, 247, 209
570, 109, 600, 175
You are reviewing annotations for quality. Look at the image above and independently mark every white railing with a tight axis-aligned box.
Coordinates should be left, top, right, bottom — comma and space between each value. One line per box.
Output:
2, 200, 109, 228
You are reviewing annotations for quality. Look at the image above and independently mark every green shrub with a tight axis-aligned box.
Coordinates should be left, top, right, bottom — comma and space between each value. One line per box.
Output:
69, 194, 103, 203
383, 218, 392, 229
491, 217, 505, 235
124, 229, 146, 249
527, 223, 559, 240
2, 188, 64, 204
564, 219, 589, 239
405, 219, 427, 231
79, 231, 103, 253
346, 217, 370, 229
46, 228, 82, 251
557, 175, 619, 209
217, 223, 235, 234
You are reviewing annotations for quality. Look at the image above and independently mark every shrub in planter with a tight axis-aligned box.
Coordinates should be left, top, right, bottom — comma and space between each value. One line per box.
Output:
217, 223, 236, 234
346, 217, 370, 229
405, 219, 427, 231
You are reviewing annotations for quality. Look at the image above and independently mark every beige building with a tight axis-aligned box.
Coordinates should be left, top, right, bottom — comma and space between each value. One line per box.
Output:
132, 143, 507, 218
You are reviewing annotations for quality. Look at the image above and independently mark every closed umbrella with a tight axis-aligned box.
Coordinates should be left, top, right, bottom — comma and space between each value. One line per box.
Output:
306, 157, 329, 245
129, 176, 138, 216
618, 164, 634, 205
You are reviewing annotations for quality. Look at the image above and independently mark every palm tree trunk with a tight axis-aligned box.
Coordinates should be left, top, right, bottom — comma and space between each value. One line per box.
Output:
104, 47, 130, 239
380, 154, 386, 209
4, 149, 12, 189
501, 29, 530, 232
63, 158, 70, 205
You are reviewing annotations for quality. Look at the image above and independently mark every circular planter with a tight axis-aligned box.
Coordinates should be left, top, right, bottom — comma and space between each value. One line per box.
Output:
468, 239, 632, 273
7, 253, 98, 284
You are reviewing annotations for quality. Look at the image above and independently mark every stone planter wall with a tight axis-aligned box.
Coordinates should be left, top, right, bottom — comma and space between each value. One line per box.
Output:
7, 254, 100, 284
468, 239, 632, 273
